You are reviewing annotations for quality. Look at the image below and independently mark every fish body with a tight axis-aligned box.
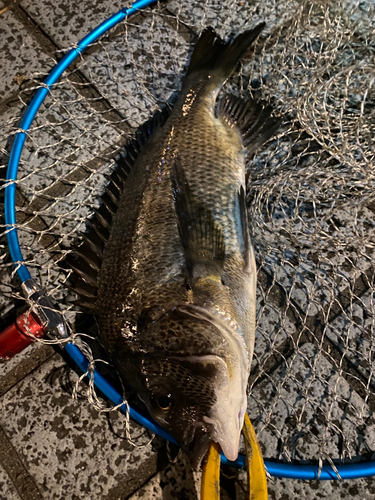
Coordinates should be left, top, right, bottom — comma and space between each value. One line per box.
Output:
69, 25, 277, 469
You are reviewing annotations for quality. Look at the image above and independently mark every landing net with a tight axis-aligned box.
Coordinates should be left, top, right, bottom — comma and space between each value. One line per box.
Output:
1, 0, 374, 480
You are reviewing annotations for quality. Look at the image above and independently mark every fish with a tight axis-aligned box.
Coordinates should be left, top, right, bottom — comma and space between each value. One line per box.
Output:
67, 23, 279, 470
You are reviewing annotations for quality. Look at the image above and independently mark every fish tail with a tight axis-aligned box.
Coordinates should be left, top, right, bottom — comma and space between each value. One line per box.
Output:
185, 24, 265, 84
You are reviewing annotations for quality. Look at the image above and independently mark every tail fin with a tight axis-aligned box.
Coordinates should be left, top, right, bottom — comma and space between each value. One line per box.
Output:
185, 24, 265, 83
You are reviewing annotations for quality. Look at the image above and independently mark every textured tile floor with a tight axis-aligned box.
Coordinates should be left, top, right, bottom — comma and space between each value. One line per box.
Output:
1, 354, 158, 499
1, 0, 374, 499
0, 8, 54, 102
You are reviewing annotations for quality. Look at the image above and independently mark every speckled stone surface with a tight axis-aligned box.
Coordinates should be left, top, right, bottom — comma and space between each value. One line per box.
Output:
73, 10, 191, 128
19, 0, 127, 49
252, 297, 297, 370
0, 263, 18, 329
0, 463, 20, 500
0, 96, 24, 149
0, 354, 158, 499
168, 0, 300, 37
253, 200, 375, 317
0, 341, 42, 379
0, 77, 123, 310
248, 343, 375, 462
326, 289, 375, 383
17, 0, 191, 128
127, 454, 201, 500
0, 9, 54, 103
16, 84, 121, 200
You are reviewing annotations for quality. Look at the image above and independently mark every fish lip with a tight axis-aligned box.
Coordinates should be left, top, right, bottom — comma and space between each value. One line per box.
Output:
184, 422, 240, 470
203, 413, 241, 462
183, 415, 241, 470
183, 424, 212, 471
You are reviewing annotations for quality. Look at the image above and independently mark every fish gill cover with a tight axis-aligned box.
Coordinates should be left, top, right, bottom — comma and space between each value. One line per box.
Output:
0, 0, 374, 494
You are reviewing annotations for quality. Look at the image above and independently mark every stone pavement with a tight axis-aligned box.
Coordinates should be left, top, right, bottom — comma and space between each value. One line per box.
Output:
1, 0, 375, 498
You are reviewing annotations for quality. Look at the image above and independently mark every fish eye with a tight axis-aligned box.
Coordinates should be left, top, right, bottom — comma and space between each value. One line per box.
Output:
150, 387, 173, 413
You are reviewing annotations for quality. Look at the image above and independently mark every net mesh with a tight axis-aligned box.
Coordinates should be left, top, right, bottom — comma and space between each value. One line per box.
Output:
1, 0, 375, 471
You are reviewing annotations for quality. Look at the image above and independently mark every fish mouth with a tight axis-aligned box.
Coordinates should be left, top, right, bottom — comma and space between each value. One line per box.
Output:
173, 303, 248, 467
202, 413, 242, 462
184, 424, 212, 471
184, 416, 241, 471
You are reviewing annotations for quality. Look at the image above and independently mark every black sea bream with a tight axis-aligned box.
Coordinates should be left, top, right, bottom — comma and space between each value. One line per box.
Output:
69, 24, 278, 469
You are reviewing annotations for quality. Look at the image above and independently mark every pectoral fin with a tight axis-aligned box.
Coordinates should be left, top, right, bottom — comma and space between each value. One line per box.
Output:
170, 158, 225, 284
237, 185, 252, 271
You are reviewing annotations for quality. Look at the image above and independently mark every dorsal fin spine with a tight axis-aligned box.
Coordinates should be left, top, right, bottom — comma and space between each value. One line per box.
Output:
66, 107, 171, 306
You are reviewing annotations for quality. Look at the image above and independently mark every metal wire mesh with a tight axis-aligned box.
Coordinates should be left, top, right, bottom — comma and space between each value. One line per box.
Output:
1, 0, 375, 472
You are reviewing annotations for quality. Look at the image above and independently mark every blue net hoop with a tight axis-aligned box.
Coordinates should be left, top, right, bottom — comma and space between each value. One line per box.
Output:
5, 0, 375, 481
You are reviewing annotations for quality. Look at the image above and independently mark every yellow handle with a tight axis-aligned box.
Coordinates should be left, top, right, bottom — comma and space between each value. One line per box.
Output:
201, 441, 221, 500
243, 413, 268, 500
200, 414, 268, 500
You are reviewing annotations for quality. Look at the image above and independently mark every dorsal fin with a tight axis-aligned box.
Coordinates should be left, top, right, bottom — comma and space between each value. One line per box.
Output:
65, 106, 171, 308
218, 94, 280, 153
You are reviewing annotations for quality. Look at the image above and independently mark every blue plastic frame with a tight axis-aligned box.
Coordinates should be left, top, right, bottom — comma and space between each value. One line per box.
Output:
5, 0, 375, 480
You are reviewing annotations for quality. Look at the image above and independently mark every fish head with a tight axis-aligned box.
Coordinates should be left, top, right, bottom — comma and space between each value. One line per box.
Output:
136, 305, 249, 470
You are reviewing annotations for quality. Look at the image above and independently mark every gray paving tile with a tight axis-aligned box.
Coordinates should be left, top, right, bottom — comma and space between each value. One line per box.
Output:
73, 10, 190, 129
0, 353, 158, 499
0, 9, 54, 103
251, 168, 375, 317
17, 3, 190, 129
325, 289, 375, 384
0, 423, 43, 500
343, 0, 375, 38
0, 265, 17, 324
0, 97, 24, 151
0, 341, 55, 397
236, 0, 375, 111
20, 0, 127, 49
236, 469, 375, 500
0, 93, 24, 212
168, 0, 300, 37
16, 82, 122, 200
0, 80, 122, 311
127, 454, 200, 500
0, 341, 41, 378
16, 0, 298, 137
0, 463, 20, 500
252, 298, 297, 370
127, 473, 162, 499
248, 343, 375, 462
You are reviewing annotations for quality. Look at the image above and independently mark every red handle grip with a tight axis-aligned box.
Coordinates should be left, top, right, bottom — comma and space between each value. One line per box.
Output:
0, 312, 45, 361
